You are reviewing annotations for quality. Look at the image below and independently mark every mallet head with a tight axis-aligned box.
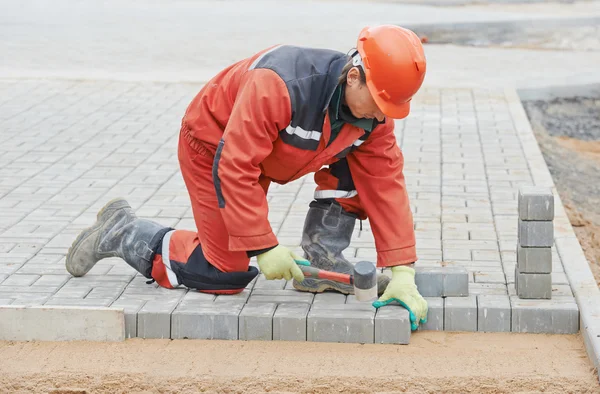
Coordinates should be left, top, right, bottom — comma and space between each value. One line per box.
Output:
353, 261, 378, 302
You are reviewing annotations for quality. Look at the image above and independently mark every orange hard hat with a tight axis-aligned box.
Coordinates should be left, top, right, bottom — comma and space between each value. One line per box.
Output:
354, 25, 426, 119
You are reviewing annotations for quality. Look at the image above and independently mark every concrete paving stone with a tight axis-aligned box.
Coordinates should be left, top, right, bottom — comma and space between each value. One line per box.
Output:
518, 220, 553, 247
551, 284, 574, 297
312, 293, 347, 304
179, 290, 216, 303
31, 274, 70, 287
515, 269, 551, 299
474, 271, 506, 284
85, 286, 125, 299
468, 283, 508, 296
414, 267, 468, 297
421, 297, 444, 331
0, 274, 40, 286
443, 249, 472, 260
172, 302, 243, 340
9, 293, 50, 306
247, 291, 314, 304
517, 245, 551, 273
0, 305, 125, 341
253, 275, 286, 290
273, 303, 309, 341
110, 298, 146, 338
0, 285, 59, 294
239, 302, 276, 341
444, 296, 477, 332
471, 250, 501, 262
518, 186, 554, 221
375, 306, 411, 344
44, 297, 114, 307
307, 306, 375, 344
510, 296, 579, 334
53, 285, 91, 298
477, 295, 511, 332
551, 272, 569, 285
137, 298, 181, 339
213, 289, 251, 304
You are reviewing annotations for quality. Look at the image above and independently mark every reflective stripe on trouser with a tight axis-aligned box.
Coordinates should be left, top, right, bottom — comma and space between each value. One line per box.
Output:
313, 158, 366, 219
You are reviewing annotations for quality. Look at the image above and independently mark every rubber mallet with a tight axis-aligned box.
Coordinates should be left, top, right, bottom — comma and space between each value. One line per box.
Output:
297, 260, 378, 302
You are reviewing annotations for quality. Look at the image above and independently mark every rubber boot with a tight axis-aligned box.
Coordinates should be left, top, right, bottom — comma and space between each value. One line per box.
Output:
292, 201, 390, 295
66, 198, 170, 278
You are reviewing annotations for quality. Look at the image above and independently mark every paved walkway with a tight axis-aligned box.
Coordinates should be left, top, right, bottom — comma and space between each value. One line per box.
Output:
0, 79, 582, 341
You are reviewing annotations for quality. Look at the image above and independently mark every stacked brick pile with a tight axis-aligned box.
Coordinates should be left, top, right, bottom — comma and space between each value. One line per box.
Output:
515, 186, 554, 299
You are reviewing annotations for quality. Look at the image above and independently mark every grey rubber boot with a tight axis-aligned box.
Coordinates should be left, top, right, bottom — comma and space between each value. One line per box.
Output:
292, 202, 390, 296
66, 198, 170, 278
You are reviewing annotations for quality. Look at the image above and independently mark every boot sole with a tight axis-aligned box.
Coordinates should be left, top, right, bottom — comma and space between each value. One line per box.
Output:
65, 198, 131, 276
292, 279, 354, 295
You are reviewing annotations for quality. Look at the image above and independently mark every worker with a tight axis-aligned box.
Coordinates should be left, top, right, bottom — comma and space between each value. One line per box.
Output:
65, 25, 429, 330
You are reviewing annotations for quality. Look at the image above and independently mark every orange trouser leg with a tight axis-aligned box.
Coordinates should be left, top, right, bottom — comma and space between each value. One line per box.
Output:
176, 132, 250, 273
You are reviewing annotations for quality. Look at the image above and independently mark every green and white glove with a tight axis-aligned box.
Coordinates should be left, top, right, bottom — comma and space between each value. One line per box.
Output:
257, 245, 310, 282
372, 265, 428, 331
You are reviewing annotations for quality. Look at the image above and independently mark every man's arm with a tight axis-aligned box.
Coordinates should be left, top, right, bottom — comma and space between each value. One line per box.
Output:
346, 119, 417, 267
214, 68, 291, 252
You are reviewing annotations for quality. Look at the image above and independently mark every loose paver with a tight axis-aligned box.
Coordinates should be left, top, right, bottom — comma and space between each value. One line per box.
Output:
518, 220, 554, 247
518, 187, 554, 221
0, 81, 587, 345
375, 306, 411, 344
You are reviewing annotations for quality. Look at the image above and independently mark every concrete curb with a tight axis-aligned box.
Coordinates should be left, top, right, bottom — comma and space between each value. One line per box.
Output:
505, 87, 600, 380
0, 305, 125, 341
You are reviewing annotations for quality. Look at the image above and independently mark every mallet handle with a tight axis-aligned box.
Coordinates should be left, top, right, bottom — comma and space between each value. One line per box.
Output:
298, 265, 353, 285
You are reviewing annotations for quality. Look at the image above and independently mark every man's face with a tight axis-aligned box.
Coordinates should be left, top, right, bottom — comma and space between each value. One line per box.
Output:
344, 67, 385, 122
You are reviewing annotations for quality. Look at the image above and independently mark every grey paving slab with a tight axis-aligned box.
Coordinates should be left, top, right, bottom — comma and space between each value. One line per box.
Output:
110, 298, 146, 338
477, 295, 511, 332
307, 305, 375, 344
239, 302, 276, 341
137, 298, 181, 339
518, 220, 553, 247
510, 296, 579, 334
445, 296, 478, 332
515, 268, 552, 299
468, 283, 508, 296
312, 293, 347, 304
421, 297, 444, 331
518, 186, 554, 221
172, 302, 243, 340
273, 303, 309, 341
517, 245, 552, 273
414, 267, 469, 297
375, 306, 411, 344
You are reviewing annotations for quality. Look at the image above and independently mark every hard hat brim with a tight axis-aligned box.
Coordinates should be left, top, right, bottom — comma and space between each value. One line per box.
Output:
367, 80, 411, 119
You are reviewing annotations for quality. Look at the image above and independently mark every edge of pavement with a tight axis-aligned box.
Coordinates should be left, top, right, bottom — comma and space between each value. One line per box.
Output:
505, 86, 600, 382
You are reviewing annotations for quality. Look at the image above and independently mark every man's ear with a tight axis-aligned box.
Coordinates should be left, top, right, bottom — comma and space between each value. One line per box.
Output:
346, 67, 360, 87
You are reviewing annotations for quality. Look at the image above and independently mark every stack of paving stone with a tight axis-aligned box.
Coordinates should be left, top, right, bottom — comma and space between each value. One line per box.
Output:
515, 186, 554, 299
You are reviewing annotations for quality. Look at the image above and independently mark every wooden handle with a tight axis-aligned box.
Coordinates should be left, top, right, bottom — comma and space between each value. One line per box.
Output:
298, 265, 353, 285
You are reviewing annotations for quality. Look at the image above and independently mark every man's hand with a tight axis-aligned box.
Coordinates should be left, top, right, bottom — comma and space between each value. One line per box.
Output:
257, 245, 310, 282
373, 265, 428, 331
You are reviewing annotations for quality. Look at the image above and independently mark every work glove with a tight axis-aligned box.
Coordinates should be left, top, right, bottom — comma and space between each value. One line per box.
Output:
372, 265, 428, 331
256, 245, 310, 282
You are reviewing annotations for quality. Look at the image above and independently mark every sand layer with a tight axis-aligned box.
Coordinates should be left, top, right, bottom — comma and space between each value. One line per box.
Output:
0, 331, 598, 393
